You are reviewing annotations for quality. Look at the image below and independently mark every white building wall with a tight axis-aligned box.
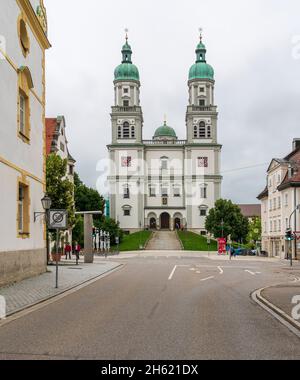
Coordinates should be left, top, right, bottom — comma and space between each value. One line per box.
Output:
0, 0, 49, 286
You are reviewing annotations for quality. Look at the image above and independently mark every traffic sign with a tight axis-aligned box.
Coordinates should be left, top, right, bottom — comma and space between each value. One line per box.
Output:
49, 210, 68, 230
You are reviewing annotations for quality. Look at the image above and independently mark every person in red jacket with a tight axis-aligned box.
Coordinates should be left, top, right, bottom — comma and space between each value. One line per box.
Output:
74, 242, 81, 265
65, 243, 72, 260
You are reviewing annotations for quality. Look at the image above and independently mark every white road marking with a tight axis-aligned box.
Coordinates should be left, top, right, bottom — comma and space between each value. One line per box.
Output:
190, 268, 196, 271
196, 271, 201, 274
218, 266, 224, 275
168, 266, 178, 280
200, 276, 215, 282
168, 265, 189, 280
245, 270, 256, 276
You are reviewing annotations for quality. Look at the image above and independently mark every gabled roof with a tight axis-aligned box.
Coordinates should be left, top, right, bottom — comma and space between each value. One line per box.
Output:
238, 204, 261, 217
277, 169, 300, 190
46, 118, 57, 155
46, 116, 76, 163
257, 186, 268, 200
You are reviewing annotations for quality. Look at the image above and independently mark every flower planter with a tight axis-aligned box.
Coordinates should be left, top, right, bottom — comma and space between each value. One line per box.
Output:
51, 253, 62, 262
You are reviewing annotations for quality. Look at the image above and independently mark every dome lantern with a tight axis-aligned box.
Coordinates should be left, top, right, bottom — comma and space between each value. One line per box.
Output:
114, 34, 140, 82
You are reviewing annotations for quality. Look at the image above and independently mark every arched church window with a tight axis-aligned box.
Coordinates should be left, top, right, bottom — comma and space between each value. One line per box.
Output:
199, 121, 206, 138
118, 126, 122, 139
194, 126, 198, 138
207, 126, 211, 138
123, 122, 130, 138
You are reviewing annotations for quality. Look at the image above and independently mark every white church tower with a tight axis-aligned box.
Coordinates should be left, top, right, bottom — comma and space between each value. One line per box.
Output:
184, 34, 222, 229
108, 34, 145, 230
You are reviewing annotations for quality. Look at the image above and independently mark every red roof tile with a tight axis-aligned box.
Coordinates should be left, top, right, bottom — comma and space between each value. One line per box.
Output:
46, 118, 57, 155
238, 204, 261, 218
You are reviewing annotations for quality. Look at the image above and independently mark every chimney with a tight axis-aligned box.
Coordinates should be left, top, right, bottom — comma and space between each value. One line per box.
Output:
288, 164, 293, 179
293, 138, 300, 151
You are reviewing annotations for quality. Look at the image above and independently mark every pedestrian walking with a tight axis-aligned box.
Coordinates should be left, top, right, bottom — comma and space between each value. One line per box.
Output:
74, 241, 81, 265
65, 243, 72, 260
230, 247, 235, 259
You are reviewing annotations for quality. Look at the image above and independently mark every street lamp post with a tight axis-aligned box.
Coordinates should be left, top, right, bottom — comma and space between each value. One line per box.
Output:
34, 194, 52, 265
288, 204, 300, 267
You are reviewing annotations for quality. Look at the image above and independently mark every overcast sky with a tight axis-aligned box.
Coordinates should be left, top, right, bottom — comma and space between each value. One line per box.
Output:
45, 0, 300, 203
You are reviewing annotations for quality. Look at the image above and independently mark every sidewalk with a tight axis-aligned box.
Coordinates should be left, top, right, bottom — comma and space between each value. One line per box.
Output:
261, 283, 300, 320
145, 231, 182, 251
0, 260, 121, 316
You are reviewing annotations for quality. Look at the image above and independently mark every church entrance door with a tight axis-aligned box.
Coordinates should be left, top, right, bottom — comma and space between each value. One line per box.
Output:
174, 218, 181, 230
150, 218, 157, 229
160, 213, 170, 230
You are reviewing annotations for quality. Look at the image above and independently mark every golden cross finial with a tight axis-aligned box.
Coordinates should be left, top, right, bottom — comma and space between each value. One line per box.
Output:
199, 27, 203, 43
164, 114, 167, 124
125, 28, 129, 42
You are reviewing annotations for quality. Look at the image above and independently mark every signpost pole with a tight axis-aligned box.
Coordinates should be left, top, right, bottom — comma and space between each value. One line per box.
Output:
55, 228, 59, 289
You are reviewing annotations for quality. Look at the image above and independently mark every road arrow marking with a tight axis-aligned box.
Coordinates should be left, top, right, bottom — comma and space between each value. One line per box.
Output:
218, 266, 224, 275
245, 270, 256, 276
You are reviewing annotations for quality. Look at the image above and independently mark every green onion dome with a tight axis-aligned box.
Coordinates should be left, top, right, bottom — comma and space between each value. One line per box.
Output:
189, 40, 214, 81
114, 40, 140, 82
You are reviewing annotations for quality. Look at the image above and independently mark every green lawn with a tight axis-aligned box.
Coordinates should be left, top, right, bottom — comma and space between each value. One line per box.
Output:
115, 231, 153, 252
177, 231, 218, 251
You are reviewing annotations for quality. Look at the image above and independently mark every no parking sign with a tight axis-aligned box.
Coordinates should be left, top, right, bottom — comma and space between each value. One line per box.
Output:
49, 210, 68, 230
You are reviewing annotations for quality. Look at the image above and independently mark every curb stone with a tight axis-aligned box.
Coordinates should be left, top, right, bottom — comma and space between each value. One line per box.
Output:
252, 285, 300, 338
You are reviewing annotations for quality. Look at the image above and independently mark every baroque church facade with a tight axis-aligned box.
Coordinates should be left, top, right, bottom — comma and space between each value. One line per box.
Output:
108, 35, 222, 233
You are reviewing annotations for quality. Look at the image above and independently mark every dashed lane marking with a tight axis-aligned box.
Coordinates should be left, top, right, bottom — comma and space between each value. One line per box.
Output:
200, 276, 215, 282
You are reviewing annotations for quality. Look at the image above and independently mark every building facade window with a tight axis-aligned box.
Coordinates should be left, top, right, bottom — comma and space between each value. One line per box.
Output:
194, 122, 211, 139
285, 193, 288, 206
118, 126, 122, 139
18, 17, 30, 57
173, 186, 181, 197
18, 67, 33, 142
161, 159, 168, 170
123, 185, 130, 199
122, 205, 132, 216
200, 184, 208, 199
162, 187, 169, 197
18, 181, 30, 237
123, 100, 129, 107
149, 186, 156, 197
122, 122, 130, 138
19, 93, 26, 135
131, 126, 135, 139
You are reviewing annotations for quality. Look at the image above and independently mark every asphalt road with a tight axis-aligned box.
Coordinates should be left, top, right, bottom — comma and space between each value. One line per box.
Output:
0, 256, 299, 360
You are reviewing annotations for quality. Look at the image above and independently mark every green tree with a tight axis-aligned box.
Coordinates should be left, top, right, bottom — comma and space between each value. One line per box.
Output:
247, 217, 262, 248
74, 172, 104, 215
46, 154, 75, 228
205, 199, 249, 242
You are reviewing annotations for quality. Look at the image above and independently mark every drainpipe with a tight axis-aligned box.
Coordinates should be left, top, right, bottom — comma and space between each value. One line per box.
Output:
294, 188, 298, 259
